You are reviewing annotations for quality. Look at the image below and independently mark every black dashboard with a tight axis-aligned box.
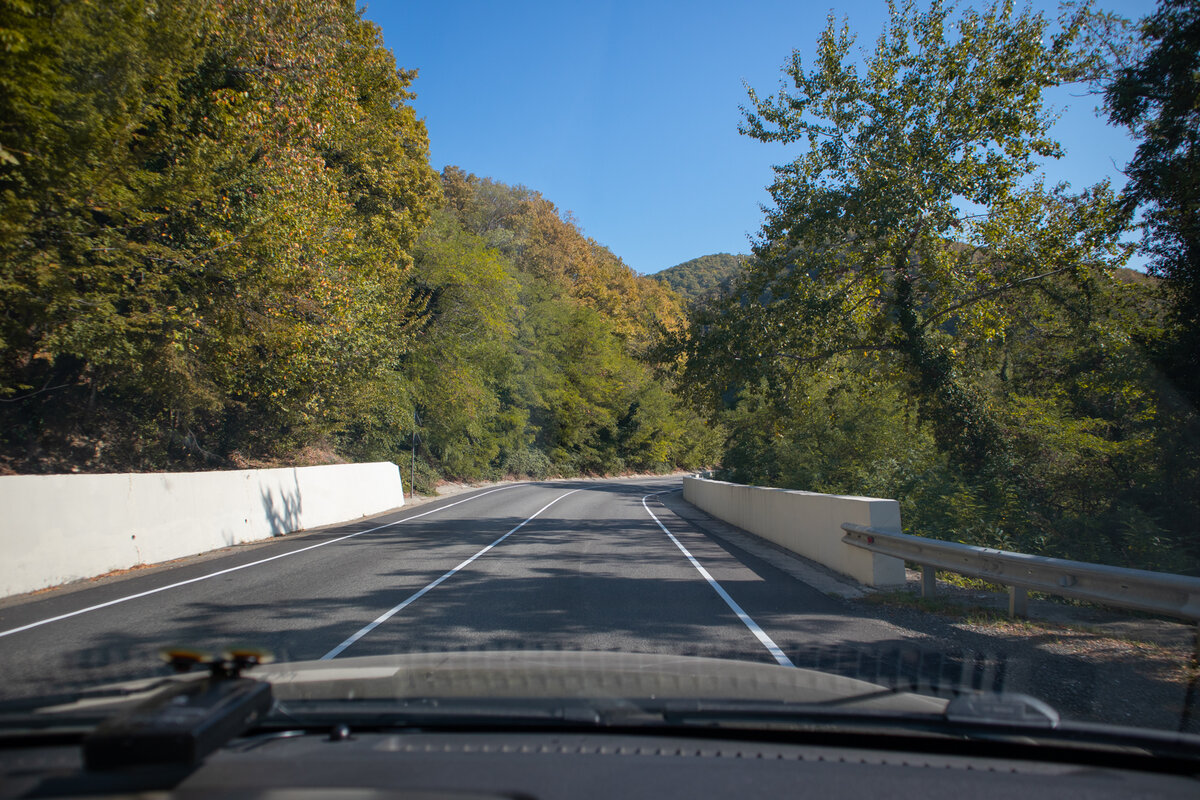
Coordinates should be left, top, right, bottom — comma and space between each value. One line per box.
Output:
4, 728, 1198, 799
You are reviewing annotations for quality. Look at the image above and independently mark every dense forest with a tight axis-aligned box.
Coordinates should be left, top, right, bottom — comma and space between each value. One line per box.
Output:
1, 0, 1197, 574
349, 168, 722, 488
653, 253, 747, 301
0, 0, 718, 487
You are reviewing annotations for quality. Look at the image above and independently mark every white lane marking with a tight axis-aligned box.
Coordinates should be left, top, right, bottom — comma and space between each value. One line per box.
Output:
641, 493, 795, 668
321, 489, 581, 660
0, 485, 524, 640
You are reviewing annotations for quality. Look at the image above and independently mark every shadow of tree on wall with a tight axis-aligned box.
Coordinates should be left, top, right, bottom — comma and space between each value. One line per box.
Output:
261, 476, 303, 537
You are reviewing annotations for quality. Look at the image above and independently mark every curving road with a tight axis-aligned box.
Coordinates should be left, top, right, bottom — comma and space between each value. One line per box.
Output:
2, 475, 1196, 733
0, 476, 919, 702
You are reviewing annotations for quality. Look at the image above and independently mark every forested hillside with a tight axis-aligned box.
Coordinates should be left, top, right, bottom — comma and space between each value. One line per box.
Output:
342, 168, 722, 488
0, 0, 718, 484
652, 253, 746, 301
3, 0, 1197, 576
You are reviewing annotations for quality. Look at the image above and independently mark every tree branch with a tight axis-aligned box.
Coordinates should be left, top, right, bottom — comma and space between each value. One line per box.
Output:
765, 342, 899, 364
0, 383, 73, 403
918, 266, 1072, 332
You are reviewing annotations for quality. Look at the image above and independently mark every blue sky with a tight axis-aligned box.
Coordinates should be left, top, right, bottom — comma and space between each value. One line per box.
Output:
364, 1, 1155, 275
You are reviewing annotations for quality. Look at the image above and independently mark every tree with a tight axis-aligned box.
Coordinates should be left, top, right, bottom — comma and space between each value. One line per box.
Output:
403, 210, 522, 479
1106, 0, 1200, 409
684, 0, 1129, 480
0, 0, 440, 468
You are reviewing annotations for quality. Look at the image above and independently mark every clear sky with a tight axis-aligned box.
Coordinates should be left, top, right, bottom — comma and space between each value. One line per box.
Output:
363, 0, 1155, 275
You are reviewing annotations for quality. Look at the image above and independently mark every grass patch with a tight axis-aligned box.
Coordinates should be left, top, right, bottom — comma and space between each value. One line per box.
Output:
861, 588, 999, 619
927, 570, 1008, 593
909, 568, 1089, 605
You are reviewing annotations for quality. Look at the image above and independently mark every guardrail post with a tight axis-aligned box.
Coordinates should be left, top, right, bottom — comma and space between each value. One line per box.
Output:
921, 565, 937, 598
1009, 586, 1028, 618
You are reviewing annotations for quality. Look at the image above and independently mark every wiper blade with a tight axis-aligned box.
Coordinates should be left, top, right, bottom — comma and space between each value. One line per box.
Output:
647, 693, 1200, 763
649, 697, 948, 733
648, 691, 1056, 730
0, 676, 184, 715
269, 697, 604, 729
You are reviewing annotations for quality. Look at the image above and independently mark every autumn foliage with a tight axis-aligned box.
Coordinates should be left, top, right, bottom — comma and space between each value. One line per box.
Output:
0, 0, 715, 479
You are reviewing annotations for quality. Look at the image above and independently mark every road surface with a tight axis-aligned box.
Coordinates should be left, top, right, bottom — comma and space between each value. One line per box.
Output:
0, 476, 926, 702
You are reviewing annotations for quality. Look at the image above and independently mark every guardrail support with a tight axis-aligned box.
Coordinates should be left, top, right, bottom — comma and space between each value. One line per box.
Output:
921, 565, 937, 598
1008, 586, 1028, 618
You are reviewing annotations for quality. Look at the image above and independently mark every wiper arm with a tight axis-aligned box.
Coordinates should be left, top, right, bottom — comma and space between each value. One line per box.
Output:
0, 676, 187, 719
652, 692, 1200, 764
943, 692, 1200, 763
267, 691, 1199, 768
269, 697, 604, 729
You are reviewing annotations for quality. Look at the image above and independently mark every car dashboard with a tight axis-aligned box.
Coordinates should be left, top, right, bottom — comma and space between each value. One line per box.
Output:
4, 725, 1200, 799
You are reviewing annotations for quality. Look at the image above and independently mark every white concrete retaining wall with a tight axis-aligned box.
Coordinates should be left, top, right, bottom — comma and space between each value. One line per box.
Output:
682, 476, 906, 588
0, 462, 405, 599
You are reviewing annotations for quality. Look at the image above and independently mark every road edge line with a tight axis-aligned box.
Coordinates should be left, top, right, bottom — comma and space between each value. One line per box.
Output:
0, 485, 522, 640
641, 492, 795, 668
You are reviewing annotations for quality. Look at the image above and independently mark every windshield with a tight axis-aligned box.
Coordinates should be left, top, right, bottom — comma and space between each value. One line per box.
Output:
0, 0, 1197, 749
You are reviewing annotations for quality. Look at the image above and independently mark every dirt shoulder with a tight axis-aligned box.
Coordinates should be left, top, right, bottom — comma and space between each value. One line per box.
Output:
851, 576, 1199, 732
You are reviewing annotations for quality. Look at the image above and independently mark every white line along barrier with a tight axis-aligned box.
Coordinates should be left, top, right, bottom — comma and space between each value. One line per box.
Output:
0, 462, 406, 599
643, 493, 794, 667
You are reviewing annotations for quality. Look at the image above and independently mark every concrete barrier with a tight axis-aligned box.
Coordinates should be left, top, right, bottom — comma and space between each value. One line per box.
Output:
0, 462, 405, 599
682, 476, 905, 588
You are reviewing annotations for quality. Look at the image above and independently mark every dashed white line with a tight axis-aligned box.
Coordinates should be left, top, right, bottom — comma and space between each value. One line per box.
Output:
0, 485, 522, 640
642, 493, 795, 668
320, 489, 581, 660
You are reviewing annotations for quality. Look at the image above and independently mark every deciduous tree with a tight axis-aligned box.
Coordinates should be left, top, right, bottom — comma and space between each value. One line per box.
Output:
685, 0, 1129, 480
1106, 0, 1200, 408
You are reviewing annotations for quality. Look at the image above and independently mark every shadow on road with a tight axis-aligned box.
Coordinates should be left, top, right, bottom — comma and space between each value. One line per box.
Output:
2, 480, 1194, 735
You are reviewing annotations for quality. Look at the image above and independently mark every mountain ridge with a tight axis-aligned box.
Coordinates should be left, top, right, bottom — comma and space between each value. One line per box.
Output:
652, 252, 748, 301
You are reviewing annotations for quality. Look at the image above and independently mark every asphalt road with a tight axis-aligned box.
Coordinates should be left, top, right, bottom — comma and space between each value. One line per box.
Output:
0, 476, 914, 702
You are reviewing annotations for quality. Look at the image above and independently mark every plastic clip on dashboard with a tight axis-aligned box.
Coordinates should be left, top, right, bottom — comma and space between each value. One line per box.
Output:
82, 663, 273, 770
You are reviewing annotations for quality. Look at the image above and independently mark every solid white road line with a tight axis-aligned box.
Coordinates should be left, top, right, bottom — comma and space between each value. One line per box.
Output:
641, 493, 795, 668
0, 485, 523, 640
320, 489, 581, 660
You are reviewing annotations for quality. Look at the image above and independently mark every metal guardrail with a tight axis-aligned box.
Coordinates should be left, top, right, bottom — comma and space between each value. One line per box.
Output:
841, 523, 1200, 626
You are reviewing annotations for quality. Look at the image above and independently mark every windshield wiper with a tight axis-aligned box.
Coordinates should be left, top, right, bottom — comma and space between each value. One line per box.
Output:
638, 691, 1200, 764
0, 677, 183, 717
268, 697, 605, 729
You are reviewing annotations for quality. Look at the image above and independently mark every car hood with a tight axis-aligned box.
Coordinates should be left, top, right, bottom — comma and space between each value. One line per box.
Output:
253, 650, 949, 714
